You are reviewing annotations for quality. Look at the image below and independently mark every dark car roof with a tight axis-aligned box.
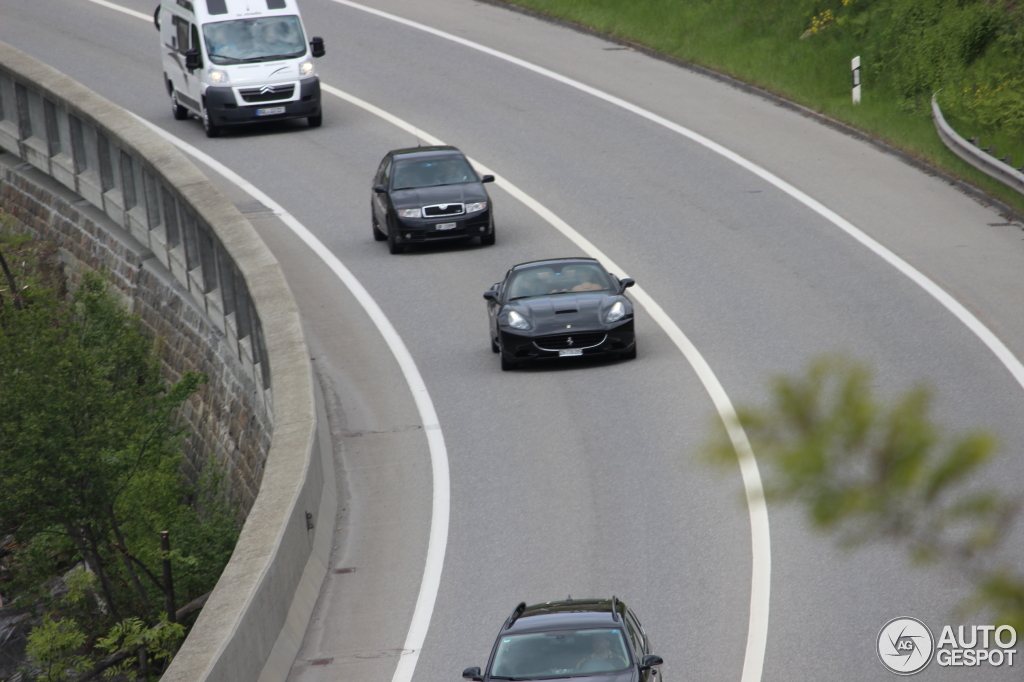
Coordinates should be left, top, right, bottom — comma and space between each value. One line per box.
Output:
510, 258, 601, 273
389, 145, 463, 160
505, 599, 621, 634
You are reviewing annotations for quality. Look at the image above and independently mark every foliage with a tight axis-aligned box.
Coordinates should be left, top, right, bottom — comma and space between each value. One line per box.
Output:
704, 356, 1024, 629
95, 616, 185, 678
0, 235, 239, 676
25, 617, 90, 682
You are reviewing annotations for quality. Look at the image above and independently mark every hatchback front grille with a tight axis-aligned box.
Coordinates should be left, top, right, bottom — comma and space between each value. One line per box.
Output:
534, 333, 607, 351
239, 84, 295, 103
423, 203, 465, 217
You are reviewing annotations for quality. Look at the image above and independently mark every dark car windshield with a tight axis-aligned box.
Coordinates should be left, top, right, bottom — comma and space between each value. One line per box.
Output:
491, 629, 631, 680
507, 264, 612, 300
392, 156, 477, 190
203, 16, 306, 64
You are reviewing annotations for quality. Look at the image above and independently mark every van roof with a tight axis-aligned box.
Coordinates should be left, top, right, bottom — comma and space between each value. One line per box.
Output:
176, 0, 300, 22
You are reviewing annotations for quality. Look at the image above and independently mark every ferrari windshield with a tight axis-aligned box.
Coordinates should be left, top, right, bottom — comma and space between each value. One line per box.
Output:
392, 156, 477, 190
490, 629, 631, 680
507, 263, 612, 299
203, 16, 306, 64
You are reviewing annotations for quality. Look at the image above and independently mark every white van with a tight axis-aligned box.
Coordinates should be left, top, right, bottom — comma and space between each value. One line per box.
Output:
154, 0, 325, 137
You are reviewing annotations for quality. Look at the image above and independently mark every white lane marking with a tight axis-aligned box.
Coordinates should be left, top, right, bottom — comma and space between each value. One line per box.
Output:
324, 84, 771, 682
131, 117, 450, 679
88, 0, 151, 21
329, 2, 1024, 399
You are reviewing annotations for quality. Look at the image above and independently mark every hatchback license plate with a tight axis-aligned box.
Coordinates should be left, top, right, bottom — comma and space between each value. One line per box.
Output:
435, 222, 457, 230
559, 348, 583, 357
256, 106, 286, 116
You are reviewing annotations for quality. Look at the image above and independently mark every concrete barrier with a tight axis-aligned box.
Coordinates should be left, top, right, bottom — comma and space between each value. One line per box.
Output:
932, 95, 1024, 197
0, 40, 334, 681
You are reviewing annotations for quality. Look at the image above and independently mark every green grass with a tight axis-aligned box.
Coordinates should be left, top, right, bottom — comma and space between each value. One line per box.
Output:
499, 0, 1024, 215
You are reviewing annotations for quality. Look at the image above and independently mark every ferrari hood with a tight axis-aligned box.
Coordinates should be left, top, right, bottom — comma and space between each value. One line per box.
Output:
508, 292, 624, 336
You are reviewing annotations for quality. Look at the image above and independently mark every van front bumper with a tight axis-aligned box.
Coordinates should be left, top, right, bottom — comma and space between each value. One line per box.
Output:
204, 78, 321, 126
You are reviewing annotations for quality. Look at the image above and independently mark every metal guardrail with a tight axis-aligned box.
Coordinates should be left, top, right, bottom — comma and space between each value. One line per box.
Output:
932, 94, 1024, 196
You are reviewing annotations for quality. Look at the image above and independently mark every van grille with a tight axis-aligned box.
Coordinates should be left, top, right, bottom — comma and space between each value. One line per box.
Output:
239, 84, 295, 103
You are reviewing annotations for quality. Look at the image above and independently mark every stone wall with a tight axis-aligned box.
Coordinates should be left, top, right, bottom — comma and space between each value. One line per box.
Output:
1, 157, 268, 512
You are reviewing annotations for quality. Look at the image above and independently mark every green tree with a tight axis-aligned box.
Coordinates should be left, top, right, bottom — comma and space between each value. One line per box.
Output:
705, 356, 1024, 629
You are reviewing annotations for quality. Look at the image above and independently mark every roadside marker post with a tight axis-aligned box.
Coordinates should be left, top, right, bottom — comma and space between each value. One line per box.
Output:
852, 56, 862, 104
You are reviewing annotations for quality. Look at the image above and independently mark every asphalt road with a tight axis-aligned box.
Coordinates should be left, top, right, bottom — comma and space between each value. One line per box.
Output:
3, 1, 1024, 680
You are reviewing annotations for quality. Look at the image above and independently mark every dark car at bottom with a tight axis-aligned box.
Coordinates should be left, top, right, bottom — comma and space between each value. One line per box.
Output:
463, 598, 664, 682
371, 145, 495, 253
485, 258, 637, 370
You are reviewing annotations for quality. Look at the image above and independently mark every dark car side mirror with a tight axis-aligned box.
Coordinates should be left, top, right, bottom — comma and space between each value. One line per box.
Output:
373, 184, 387, 194
481, 174, 495, 183
620, 278, 635, 290
185, 48, 202, 71
462, 666, 484, 681
483, 290, 498, 302
310, 36, 325, 58
640, 655, 663, 670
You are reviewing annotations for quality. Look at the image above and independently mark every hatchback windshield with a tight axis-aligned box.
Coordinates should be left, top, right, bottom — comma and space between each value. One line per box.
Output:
203, 16, 306, 64
392, 156, 477, 190
507, 264, 612, 299
491, 629, 631, 680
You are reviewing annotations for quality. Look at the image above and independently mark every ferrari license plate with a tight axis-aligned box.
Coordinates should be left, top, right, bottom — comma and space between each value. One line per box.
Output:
256, 106, 286, 116
435, 222, 457, 230
559, 348, 583, 357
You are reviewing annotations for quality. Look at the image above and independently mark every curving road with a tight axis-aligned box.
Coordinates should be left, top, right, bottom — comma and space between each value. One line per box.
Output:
3, 1, 1024, 680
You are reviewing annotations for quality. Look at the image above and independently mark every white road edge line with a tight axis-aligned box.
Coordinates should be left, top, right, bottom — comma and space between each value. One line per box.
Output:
326, 83, 770, 682
132, 114, 451, 680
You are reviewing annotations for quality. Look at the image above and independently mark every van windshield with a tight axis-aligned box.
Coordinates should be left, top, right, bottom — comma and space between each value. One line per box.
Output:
203, 16, 306, 64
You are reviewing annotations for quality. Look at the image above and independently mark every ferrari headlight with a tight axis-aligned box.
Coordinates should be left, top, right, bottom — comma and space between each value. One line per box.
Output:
299, 60, 314, 77
209, 69, 229, 84
398, 208, 422, 219
605, 300, 627, 323
507, 309, 531, 330
465, 201, 487, 213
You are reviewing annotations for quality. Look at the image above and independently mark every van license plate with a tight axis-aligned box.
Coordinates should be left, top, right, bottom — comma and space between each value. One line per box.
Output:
559, 349, 583, 357
256, 106, 286, 116
435, 222, 457, 230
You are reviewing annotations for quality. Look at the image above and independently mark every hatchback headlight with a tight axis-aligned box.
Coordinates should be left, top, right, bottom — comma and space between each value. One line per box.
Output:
605, 300, 627, 323
507, 310, 531, 330
299, 60, 314, 77
398, 208, 422, 219
209, 69, 229, 84
465, 201, 487, 213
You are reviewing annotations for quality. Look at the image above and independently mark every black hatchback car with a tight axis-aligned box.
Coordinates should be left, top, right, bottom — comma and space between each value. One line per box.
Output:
484, 258, 637, 370
463, 598, 664, 682
371, 146, 495, 253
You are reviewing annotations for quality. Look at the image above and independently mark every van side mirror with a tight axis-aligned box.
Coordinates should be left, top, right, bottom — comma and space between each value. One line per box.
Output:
462, 666, 483, 681
153, 5, 161, 30
185, 48, 202, 71
481, 174, 495, 183
310, 36, 325, 58
640, 655, 663, 670
620, 278, 635, 290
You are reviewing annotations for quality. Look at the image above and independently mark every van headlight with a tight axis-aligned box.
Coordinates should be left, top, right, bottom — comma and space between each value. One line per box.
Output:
209, 69, 229, 84
299, 60, 314, 77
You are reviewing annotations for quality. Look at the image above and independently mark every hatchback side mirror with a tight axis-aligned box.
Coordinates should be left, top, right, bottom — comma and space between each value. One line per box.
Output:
620, 278, 635, 290
483, 290, 498, 302
640, 655, 663, 670
462, 666, 484, 681
481, 174, 495, 183
185, 48, 202, 71
310, 36, 325, 58
373, 184, 387, 194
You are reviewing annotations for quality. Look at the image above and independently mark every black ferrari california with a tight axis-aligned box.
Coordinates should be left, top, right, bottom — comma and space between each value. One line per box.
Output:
484, 258, 636, 370
371, 145, 495, 254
